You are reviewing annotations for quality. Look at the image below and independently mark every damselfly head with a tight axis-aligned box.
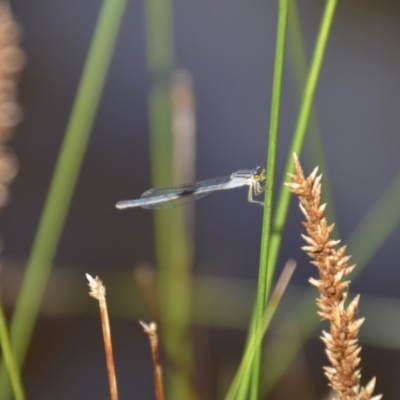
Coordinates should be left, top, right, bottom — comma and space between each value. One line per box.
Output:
254, 166, 266, 181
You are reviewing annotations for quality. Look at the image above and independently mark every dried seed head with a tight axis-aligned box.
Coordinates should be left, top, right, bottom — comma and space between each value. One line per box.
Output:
287, 154, 380, 400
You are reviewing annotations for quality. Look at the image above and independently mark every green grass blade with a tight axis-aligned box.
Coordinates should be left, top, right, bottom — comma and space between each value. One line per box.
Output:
144, 1, 196, 399
0, 0, 127, 397
0, 299, 25, 400
225, 261, 295, 400
249, 0, 289, 398
266, 0, 338, 300
346, 168, 400, 269
245, 0, 337, 396
286, 0, 338, 229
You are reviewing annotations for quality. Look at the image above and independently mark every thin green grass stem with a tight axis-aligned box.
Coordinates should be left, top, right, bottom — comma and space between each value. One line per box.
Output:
226, 298, 283, 400
286, 0, 338, 229
240, 1, 337, 397
346, 169, 400, 269
266, 0, 338, 298
0, 0, 127, 397
144, 1, 196, 399
225, 262, 295, 400
0, 299, 25, 400
249, 1, 289, 398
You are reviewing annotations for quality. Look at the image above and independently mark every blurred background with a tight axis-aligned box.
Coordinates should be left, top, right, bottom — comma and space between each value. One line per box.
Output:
1, 0, 400, 398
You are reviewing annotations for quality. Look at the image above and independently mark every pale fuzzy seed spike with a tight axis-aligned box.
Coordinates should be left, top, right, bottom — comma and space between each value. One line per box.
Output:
338, 254, 352, 264
321, 330, 332, 340
346, 294, 360, 316
325, 351, 339, 367
286, 172, 297, 180
323, 366, 336, 376
349, 317, 365, 333
352, 358, 362, 371
319, 203, 327, 213
299, 202, 308, 218
285, 182, 301, 190
312, 173, 323, 194
293, 153, 303, 177
370, 395, 383, 400
302, 245, 318, 253
318, 311, 331, 321
337, 280, 351, 292
312, 183, 321, 203
344, 264, 357, 276
86, 273, 105, 299
310, 260, 320, 268
292, 152, 301, 170
320, 336, 330, 347
139, 320, 157, 333
344, 343, 359, 355
312, 177, 322, 195
86, 273, 95, 286
364, 376, 377, 395
301, 233, 318, 246
309, 166, 319, 181
327, 239, 341, 248
327, 222, 336, 233
334, 269, 345, 283
288, 157, 380, 400
336, 245, 347, 258
309, 277, 321, 288
347, 346, 362, 361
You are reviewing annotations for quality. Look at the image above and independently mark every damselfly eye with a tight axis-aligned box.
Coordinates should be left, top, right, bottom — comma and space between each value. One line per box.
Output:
255, 166, 265, 177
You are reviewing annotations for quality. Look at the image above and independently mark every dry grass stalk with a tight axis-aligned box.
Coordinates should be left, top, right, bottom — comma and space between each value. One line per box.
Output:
140, 321, 165, 400
0, 3, 25, 210
86, 274, 119, 400
285, 154, 381, 400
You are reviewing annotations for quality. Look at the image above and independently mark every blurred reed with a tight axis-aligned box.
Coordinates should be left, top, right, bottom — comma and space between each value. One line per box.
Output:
0, 3, 26, 399
143, 0, 197, 397
0, 3, 24, 211
0, 0, 128, 398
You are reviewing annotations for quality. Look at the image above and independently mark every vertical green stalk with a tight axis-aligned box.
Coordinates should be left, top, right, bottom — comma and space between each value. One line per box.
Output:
257, 0, 338, 395
225, 261, 295, 400
144, 1, 196, 399
286, 0, 337, 228
0, 0, 127, 397
0, 299, 25, 400
266, 0, 338, 302
250, 0, 289, 398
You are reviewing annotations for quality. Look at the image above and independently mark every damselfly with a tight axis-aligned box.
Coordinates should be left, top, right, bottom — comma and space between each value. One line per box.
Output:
115, 166, 266, 210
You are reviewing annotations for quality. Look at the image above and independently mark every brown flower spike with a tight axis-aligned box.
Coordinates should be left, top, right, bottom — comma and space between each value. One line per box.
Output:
286, 154, 381, 400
